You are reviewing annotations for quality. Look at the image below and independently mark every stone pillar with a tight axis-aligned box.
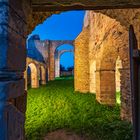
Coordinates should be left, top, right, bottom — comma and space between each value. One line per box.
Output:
0, 0, 28, 139
24, 71, 28, 90
96, 70, 116, 105
55, 52, 60, 78
120, 69, 132, 121
41, 79, 46, 85
48, 43, 55, 81
40, 66, 46, 85
31, 68, 39, 88
74, 27, 90, 93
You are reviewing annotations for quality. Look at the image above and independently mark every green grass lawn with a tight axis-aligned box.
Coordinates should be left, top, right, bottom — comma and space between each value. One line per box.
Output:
25, 79, 132, 140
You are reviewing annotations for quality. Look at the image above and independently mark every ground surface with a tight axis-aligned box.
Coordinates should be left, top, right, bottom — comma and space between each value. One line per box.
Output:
44, 129, 87, 140
25, 78, 132, 140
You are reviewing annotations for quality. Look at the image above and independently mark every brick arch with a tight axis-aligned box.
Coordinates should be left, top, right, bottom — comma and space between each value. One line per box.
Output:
85, 9, 140, 30
92, 12, 129, 106
28, 1, 140, 34
58, 49, 74, 58
27, 62, 39, 88
96, 9, 140, 30
55, 49, 74, 78
27, 11, 60, 34
85, 9, 140, 49
25, 57, 47, 89
52, 41, 74, 51
48, 42, 74, 80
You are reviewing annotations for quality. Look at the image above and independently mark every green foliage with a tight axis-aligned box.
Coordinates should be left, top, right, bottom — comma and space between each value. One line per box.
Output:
25, 79, 132, 140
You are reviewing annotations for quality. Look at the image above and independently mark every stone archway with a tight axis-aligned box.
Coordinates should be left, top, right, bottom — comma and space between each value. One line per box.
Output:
28, 63, 39, 88
25, 57, 47, 89
89, 11, 130, 120
48, 40, 74, 80
55, 49, 74, 78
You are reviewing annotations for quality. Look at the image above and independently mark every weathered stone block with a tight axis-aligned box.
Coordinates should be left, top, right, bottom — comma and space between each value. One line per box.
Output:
96, 70, 116, 105
0, 1, 26, 71
5, 103, 25, 140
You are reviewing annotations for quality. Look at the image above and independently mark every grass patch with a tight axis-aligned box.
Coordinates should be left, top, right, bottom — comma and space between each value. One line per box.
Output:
55, 76, 74, 80
25, 79, 132, 140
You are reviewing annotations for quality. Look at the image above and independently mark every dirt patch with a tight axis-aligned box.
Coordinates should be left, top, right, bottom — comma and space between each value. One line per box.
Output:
44, 129, 89, 140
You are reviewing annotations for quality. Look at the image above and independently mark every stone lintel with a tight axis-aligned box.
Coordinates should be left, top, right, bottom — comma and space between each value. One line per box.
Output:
32, 1, 140, 12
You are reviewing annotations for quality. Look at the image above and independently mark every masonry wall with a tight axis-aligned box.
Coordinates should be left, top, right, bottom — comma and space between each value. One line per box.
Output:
89, 11, 131, 120
74, 27, 90, 93
0, 0, 31, 139
74, 10, 134, 121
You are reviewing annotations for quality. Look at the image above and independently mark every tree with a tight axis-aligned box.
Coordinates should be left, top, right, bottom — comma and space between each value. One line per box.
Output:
60, 64, 66, 71
67, 66, 74, 71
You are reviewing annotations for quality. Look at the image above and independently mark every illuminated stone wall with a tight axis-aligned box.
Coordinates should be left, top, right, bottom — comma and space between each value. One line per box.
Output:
75, 27, 90, 93
25, 57, 47, 90
76, 10, 135, 121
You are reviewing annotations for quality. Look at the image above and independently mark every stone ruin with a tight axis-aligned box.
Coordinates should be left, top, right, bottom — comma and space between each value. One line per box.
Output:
0, 0, 140, 139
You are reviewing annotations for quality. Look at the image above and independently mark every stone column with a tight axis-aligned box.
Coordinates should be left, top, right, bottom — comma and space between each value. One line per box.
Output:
0, 0, 28, 139
96, 70, 116, 105
48, 43, 55, 81
24, 70, 28, 90
120, 69, 132, 121
41, 79, 46, 85
74, 27, 90, 93
55, 51, 60, 78
31, 65, 39, 88
40, 67, 47, 85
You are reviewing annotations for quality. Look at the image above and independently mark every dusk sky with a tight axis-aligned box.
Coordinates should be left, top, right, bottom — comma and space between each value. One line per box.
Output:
29, 10, 85, 68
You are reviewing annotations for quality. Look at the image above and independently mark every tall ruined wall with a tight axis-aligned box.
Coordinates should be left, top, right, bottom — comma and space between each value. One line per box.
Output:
74, 28, 90, 93
87, 11, 131, 121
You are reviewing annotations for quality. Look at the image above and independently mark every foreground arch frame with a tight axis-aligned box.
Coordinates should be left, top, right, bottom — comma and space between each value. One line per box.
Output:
0, 1, 140, 139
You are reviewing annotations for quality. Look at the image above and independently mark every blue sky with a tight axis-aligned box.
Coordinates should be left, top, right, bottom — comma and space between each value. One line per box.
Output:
29, 10, 85, 68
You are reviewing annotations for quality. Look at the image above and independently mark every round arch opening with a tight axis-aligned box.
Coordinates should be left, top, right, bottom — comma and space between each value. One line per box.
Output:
27, 63, 39, 88
55, 44, 74, 78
